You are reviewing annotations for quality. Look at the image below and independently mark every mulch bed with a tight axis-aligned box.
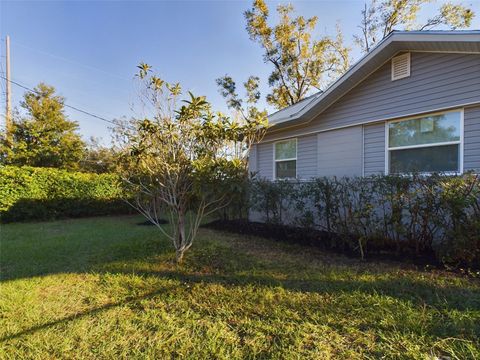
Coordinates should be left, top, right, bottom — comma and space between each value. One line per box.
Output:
202, 219, 447, 270
137, 219, 168, 226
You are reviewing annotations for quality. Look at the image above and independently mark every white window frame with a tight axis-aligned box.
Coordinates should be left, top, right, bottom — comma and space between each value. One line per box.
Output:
384, 109, 464, 175
273, 138, 297, 180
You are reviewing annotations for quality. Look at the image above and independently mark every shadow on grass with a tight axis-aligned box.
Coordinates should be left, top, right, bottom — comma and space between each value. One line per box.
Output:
0, 215, 174, 282
116, 267, 480, 311
0, 284, 177, 342
2, 267, 479, 343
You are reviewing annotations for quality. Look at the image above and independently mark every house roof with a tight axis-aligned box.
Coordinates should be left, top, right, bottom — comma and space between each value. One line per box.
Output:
268, 30, 480, 132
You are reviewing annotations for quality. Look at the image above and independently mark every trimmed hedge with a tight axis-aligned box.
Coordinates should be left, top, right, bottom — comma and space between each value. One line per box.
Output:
0, 166, 133, 222
249, 174, 480, 268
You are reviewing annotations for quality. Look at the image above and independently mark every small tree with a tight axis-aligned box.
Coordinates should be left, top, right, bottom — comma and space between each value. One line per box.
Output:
0, 83, 85, 169
116, 64, 267, 262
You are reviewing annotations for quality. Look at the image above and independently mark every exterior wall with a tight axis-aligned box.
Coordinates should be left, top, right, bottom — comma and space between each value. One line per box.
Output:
363, 123, 386, 176
317, 126, 363, 177
362, 104, 480, 176
254, 52, 480, 179
256, 112, 480, 179
297, 134, 318, 179
263, 52, 480, 141
256, 142, 273, 179
255, 135, 318, 180
248, 144, 258, 174
464, 105, 480, 172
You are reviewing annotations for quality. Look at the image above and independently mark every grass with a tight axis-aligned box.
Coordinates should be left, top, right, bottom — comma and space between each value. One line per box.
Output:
1, 215, 479, 359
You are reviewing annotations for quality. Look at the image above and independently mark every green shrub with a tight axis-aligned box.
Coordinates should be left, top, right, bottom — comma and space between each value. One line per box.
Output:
433, 174, 480, 266
0, 166, 132, 222
250, 178, 298, 224
249, 174, 480, 267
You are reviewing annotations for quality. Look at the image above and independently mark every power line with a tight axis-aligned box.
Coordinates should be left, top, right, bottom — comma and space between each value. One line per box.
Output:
5, 39, 133, 114
13, 41, 131, 83
5, 35, 12, 140
0, 75, 117, 126
0, 61, 5, 94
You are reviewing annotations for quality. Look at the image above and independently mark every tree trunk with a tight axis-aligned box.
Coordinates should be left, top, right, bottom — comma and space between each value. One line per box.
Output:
176, 249, 185, 263
358, 237, 365, 260
175, 210, 187, 264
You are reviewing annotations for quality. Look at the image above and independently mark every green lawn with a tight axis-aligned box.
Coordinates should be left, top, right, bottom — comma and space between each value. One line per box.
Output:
1, 216, 479, 359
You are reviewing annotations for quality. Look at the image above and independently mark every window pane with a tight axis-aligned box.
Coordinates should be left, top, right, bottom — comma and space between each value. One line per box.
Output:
275, 139, 296, 160
276, 160, 296, 179
389, 144, 459, 173
389, 112, 460, 148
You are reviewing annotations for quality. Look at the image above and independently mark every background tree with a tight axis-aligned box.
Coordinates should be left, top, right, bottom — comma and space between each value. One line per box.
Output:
215, 75, 268, 159
214, 75, 268, 219
355, 0, 475, 53
116, 65, 267, 263
80, 137, 117, 173
0, 83, 85, 169
218, 0, 350, 110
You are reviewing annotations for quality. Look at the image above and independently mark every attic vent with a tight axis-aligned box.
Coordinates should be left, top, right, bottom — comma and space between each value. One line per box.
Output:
391, 53, 411, 81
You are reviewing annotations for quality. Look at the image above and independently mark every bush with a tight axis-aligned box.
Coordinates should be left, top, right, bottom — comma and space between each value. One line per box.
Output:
250, 178, 297, 224
0, 166, 133, 222
434, 175, 480, 266
249, 174, 480, 267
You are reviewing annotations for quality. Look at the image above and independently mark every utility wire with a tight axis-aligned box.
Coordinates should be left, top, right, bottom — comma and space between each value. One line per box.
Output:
0, 62, 5, 94
0, 58, 6, 96
0, 62, 6, 125
0, 75, 117, 125
13, 41, 131, 82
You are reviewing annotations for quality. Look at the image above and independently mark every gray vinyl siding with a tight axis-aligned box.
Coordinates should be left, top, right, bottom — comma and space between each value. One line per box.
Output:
256, 52, 480, 178
317, 126, 363, 177
263, 52, 480, 141
464, 105, 480, 172
256, 135, 317, 180
248, 144, 258, 174
257, 142, 273, 180
363, 123, 386, 176
297, 135, 317, 179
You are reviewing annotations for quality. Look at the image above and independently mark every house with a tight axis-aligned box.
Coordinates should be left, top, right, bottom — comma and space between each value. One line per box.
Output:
249, 31, 480, 180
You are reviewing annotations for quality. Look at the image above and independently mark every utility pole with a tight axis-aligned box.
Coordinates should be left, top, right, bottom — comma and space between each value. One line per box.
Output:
5, 35, 12, 143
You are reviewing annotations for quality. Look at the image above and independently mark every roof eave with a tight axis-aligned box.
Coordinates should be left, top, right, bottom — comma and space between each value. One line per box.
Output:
267, 31, 480, 130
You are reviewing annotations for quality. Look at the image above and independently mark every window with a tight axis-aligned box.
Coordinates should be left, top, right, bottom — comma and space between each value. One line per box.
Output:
387, 110, 462, 174
274, 139, 297, 179
391, 53, 411, 81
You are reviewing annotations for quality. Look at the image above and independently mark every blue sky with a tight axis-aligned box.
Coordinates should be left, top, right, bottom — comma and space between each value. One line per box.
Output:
1, 0, 479, 143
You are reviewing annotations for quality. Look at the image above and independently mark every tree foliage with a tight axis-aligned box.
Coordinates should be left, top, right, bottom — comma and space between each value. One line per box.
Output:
215, 74, 268, 137
355, 0, 475, 53
217, 0, 474, 114
80, 137, 118, 174
116, 64, 267, 262
0, 83, 85, 169
218, 0, 350, 110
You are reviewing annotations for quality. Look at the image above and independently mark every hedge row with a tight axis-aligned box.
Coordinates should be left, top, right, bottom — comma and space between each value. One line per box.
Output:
250, 174, 480, 268
0, 166, 133, 222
